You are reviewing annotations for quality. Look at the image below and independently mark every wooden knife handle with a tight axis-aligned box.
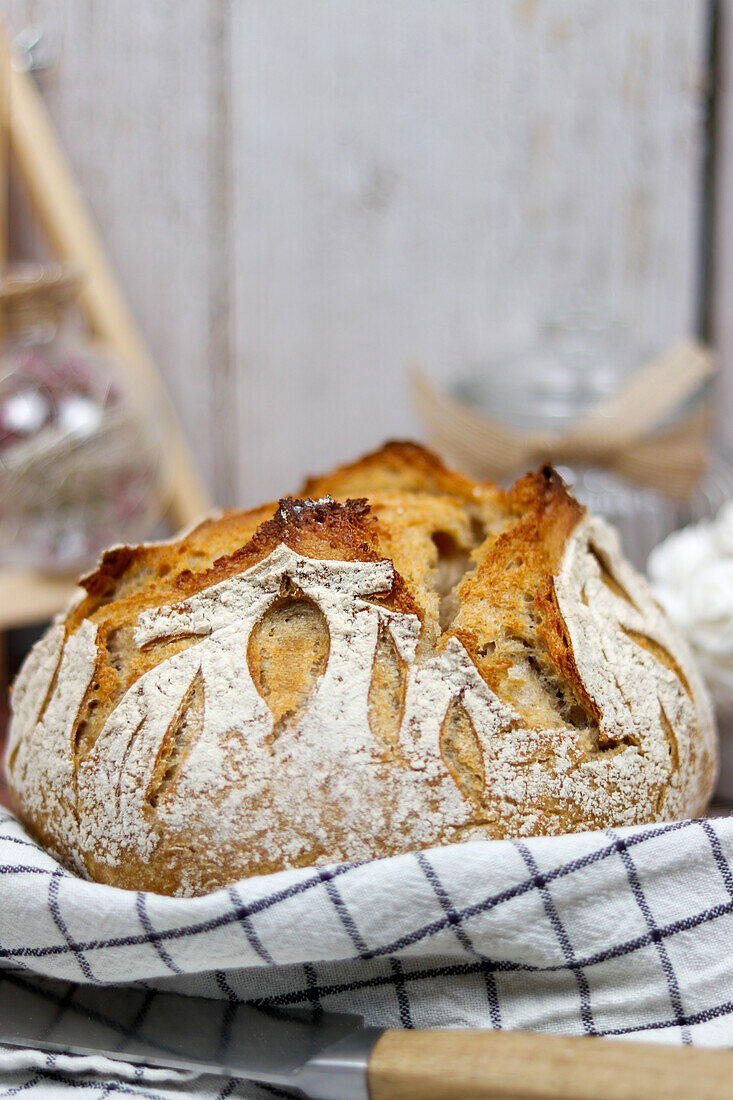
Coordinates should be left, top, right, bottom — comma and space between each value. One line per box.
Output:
367, 1028, 733, 1100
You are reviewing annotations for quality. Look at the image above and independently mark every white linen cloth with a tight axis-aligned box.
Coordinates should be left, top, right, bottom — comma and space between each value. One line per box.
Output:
2, 807, 733, 1098
648, 501, 733, 712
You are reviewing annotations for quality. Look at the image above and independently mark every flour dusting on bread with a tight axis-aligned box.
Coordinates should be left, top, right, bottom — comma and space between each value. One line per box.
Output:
5, 442, 716, 896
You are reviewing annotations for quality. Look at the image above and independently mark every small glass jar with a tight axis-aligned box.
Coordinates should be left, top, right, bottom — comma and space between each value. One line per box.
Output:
0, 264, 171, 573
453, 310, 732, 570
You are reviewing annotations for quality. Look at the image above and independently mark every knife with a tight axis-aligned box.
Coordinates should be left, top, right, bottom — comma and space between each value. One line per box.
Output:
2, 970, 733, 1100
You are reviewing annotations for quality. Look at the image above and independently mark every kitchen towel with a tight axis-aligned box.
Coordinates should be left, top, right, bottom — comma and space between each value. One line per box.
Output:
2, 808, 733, 1097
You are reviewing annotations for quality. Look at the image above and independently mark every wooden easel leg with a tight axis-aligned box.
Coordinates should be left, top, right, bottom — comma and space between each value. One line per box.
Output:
0, 20, 213, 635
0, 19, 211, 529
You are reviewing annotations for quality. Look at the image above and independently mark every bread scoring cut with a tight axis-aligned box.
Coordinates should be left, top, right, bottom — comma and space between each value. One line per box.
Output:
5, 442, 716, 896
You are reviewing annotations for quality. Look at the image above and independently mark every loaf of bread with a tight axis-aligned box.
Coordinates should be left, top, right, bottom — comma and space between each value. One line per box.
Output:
5, 442, 716, 896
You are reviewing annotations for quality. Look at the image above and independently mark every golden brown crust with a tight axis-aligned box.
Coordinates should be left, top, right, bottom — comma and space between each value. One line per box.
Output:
5, 442, 716, 896
301, 439, 490, 501
450, 464, 601, 732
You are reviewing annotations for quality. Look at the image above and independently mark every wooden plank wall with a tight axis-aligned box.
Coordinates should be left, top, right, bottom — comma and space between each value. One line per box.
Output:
0, 0, 711, 508
714, 0, 733, 454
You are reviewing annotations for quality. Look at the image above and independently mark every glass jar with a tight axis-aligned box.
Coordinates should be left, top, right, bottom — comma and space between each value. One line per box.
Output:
0, 264, 171, 573
453, 310, 732, 570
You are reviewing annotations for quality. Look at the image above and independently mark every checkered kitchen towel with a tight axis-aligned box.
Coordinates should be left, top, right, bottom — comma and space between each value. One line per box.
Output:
3, 809, 733, 1098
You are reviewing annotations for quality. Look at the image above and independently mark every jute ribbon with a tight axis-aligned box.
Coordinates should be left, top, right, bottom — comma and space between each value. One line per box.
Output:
411, 339, 716, 500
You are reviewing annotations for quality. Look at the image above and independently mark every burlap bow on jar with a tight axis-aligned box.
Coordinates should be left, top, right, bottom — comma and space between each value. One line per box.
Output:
412, 340, 716, 500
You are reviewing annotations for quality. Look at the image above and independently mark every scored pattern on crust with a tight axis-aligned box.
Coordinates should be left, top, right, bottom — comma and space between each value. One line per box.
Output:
6, 508, 714, 893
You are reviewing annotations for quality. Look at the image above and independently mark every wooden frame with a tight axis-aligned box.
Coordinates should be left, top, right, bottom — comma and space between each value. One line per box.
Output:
0, 24, 212, 630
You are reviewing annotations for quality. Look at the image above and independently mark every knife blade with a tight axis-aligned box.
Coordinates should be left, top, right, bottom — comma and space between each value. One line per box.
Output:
0, 969, 382, 1099
6, 970, 733, 1100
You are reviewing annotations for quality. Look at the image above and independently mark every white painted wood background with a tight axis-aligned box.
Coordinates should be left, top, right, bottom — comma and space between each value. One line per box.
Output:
0, 0, 713, 508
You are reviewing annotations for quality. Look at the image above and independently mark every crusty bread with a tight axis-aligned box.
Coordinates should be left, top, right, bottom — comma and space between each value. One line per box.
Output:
5, 442, 717, 896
